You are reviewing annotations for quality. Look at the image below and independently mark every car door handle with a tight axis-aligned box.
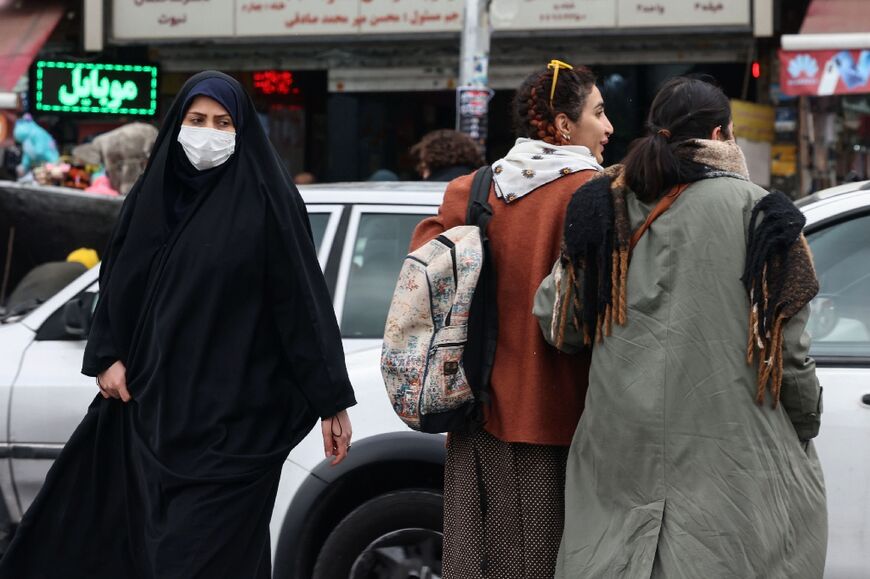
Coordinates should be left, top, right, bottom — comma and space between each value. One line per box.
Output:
862, 394, 870, 406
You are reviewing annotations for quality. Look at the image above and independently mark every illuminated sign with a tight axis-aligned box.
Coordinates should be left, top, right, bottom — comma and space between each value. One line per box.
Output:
33, 61, 158, 115
253, 71, 299, 96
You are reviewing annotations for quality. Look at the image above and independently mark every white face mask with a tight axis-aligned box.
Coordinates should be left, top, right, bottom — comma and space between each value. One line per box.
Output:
177, 125, 236, 171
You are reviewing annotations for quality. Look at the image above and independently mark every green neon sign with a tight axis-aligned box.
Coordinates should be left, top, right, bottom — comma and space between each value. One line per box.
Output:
33, 61, 158, 116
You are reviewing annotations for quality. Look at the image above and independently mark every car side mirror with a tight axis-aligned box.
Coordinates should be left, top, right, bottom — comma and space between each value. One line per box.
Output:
63, 292, 98, 338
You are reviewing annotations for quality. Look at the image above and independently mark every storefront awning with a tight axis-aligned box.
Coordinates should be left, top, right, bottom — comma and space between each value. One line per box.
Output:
0, 4, 64, 92
782, 0, 870, 51
779, 0, 870, 97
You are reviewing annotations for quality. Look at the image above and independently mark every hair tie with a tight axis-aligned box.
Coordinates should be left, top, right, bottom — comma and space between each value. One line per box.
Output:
657, 128, 672, 139
547, 59, 574, 108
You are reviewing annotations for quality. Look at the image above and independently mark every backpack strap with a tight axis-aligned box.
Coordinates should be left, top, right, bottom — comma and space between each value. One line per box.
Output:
629, 183, 689, 253
465, 166, 494, 230
461, 165, 497, 417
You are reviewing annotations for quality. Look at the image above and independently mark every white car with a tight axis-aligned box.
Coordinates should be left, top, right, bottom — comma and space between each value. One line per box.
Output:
0, 179, 868, 578
796, 180, 870, 578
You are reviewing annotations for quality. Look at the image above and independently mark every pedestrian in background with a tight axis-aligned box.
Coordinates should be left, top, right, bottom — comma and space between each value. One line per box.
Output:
411, 128, 485, 181
536, 75, 827, 578
294, 170, 317, 185
410, 60, 613, 578
0, 71, 356, 579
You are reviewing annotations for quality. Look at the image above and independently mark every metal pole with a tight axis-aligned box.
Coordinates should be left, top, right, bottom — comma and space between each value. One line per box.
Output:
456, 0, 492, 152
458, 0, 490, 88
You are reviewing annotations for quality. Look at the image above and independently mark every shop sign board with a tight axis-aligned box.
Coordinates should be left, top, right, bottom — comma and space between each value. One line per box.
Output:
490, 0, 749, 31
616, 0, 750, 28
779, 49, 870, 97
237, 0, 463, 35
354, 0, 462, 34
112, 0, 233, 40
489, 0, 616, 31
731, 99, 774, 143
112, 0, 462, 39
32, 61, 158, 116
112, 0, 749, 38
238, 0, 360, 36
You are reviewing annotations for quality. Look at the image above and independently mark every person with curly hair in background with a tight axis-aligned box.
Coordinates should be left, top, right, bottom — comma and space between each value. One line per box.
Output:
411, 128, 485, 181
409, 60, 613, 578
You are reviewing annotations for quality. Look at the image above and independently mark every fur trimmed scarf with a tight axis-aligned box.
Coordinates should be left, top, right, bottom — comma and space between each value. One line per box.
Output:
557, 139, 818, 407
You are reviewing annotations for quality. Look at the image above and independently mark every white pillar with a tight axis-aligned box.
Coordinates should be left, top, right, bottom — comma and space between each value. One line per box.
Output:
83, 0, 104, 52
457, 0, 492, 150
458, 0, 490, 87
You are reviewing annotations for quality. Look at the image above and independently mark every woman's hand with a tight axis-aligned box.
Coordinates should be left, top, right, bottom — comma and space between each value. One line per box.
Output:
321, 410, 352, 466
97, 360, 132, 402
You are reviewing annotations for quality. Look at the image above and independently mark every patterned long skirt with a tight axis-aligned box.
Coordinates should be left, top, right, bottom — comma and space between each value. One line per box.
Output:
443, 428, 569, 579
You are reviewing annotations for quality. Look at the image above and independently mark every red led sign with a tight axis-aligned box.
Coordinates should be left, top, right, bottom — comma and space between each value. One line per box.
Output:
252, 70, 299, 96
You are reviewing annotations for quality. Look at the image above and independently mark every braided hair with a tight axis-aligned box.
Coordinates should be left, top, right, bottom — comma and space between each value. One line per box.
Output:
513, 65, 596, 145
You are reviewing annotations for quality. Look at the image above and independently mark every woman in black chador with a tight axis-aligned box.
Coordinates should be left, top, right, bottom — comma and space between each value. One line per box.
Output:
0, 71, 356, 578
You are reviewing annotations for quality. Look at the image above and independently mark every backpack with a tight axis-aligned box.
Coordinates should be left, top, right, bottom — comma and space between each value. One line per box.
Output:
381, 167, 497, 433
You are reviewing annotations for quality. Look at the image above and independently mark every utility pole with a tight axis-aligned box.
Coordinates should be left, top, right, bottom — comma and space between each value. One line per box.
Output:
456, 0, 493, 154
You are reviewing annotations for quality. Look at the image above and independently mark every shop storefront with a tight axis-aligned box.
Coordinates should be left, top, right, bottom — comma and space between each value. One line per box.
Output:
106, 0, 764, 181
779, 0, 870, 195
0, 2, 65, 179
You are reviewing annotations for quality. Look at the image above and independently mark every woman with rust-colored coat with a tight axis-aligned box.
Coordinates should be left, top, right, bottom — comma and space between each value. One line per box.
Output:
410, 61, 613, 579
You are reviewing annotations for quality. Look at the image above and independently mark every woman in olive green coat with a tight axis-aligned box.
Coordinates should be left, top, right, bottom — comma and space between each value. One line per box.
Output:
535, 77, 827, 579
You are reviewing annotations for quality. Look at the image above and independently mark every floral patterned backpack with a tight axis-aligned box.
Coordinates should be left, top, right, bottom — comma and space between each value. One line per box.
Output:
381, 167, 497, 433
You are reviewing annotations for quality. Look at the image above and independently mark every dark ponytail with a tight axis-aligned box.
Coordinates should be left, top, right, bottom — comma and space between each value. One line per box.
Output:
623, 76, 732, 202
513, 65, 596, 145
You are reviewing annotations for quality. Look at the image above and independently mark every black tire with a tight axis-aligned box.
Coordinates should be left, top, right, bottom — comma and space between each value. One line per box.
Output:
312, 489, 443, 579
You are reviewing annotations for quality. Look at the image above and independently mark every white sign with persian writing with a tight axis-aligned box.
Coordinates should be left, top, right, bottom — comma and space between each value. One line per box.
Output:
491, 0, 616, 31
112, 0, 233, 40
358, 0, 463, 34
236, 0, 359, 36
112, 0, 750, 39
617, 0, 750, 27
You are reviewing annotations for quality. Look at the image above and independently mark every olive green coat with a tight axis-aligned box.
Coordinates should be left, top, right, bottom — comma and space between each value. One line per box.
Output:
534, 177, 827, 579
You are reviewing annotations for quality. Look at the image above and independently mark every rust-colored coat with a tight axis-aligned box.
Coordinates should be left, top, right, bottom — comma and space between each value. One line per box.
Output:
410, 169, 594, 445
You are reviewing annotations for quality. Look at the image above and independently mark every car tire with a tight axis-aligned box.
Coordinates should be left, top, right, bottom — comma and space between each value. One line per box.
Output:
312, 489, 443, 579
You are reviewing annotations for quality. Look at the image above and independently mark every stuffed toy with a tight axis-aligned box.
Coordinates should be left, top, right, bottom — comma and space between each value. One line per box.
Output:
12, 115, 60, 175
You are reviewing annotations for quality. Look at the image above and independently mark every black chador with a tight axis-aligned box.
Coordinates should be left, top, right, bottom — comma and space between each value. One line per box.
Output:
0, 72, 356, 578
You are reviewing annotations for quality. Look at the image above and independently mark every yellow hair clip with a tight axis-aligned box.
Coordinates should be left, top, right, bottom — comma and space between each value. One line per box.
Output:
547, 59, 574, 107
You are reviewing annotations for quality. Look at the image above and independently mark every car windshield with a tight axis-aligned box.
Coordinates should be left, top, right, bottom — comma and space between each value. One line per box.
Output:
0, 262, 89, 322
